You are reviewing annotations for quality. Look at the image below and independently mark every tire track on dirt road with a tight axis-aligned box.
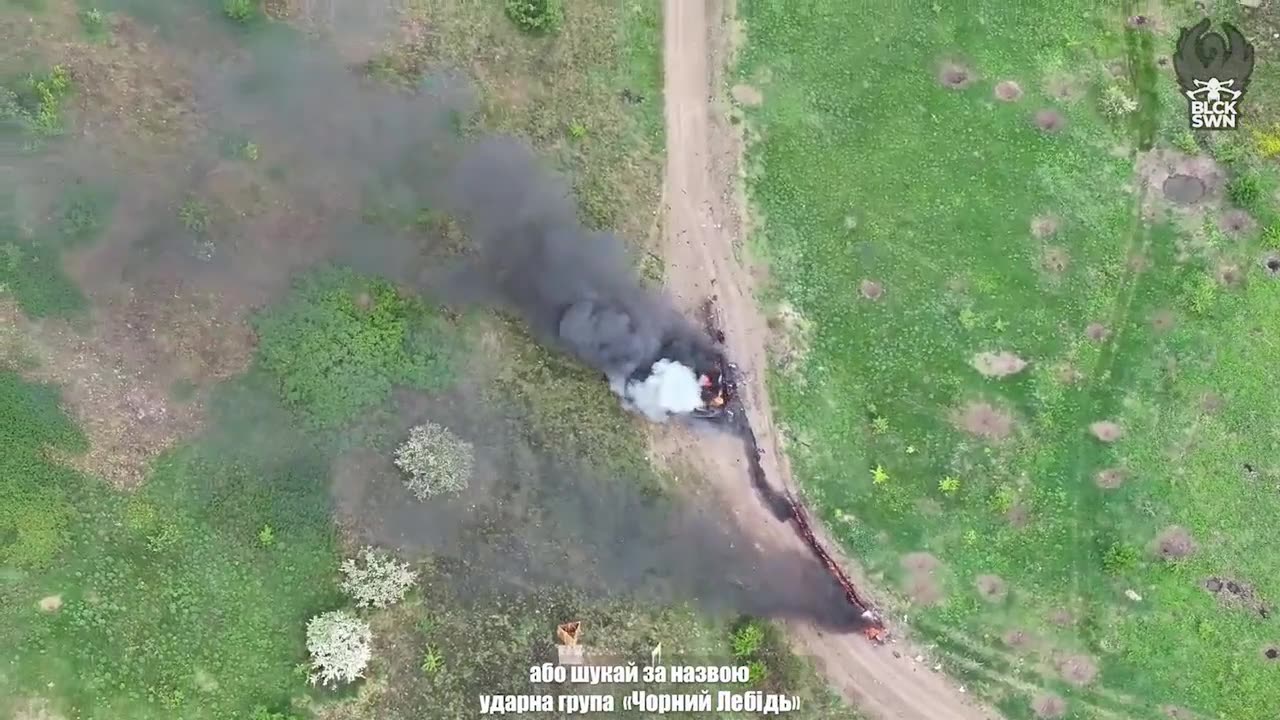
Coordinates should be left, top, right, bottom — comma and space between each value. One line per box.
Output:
654, 1, 1000, 718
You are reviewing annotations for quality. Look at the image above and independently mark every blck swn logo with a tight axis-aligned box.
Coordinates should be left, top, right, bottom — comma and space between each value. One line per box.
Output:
1174, 19, 1255, 130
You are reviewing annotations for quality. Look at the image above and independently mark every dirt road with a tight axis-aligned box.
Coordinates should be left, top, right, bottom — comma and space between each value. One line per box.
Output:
656, 1, 998, 718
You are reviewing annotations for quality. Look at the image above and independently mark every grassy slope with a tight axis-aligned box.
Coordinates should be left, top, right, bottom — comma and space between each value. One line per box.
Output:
739, 1, 1280, 718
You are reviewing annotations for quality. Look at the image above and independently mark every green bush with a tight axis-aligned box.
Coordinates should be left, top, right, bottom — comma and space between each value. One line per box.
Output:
504, 0, 563, 34
223, 0, 257, 23
253, 268, 457, 430
1227, 172, 1264, 212
730, 620, 765, 659
1102, 542, 1139, 575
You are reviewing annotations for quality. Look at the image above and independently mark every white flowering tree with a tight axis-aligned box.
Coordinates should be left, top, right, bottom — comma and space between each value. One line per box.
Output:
394, 422, 475, 499
305, 610, 372, 687
340, 546, 418, 609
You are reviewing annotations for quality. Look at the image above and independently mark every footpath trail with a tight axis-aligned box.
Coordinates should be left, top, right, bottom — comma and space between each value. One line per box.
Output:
655, 1, 999, 718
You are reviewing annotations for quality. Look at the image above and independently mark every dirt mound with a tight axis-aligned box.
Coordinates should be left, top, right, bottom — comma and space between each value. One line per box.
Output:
1204, 576, 1271, 617
860, 279, 884, 300
938, 61, 976, 89
1089, 421, 1124, 442
971, 351, 1028, 378
1095, 468, 1127, 489
1152, 525, 1197, 560
1055, 653, 1099, 687
1085, 323, 1109, 341
1216, 263, 1243, 288
994, 80, 1023, 102
1041, 246, 1070, 275
1219, 209, 1257, 236
1032, 693, 1067, 719
1033, 109, 1067, 133
37, 595, 63, 613
975, 574, 1007, 603
956, 402, 1015, 441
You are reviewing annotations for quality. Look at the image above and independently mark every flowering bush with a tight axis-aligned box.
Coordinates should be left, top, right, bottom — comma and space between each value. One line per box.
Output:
305, 610, 372, 687
340, 546, 418, 609
394, 422, 474, 499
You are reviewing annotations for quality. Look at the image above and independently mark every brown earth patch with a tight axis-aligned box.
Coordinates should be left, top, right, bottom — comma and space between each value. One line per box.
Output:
994, 80, 1023, 102
1030, 214, 1059, 238
901, 552, 945, 606
1031, 693, 1067, 719
1151, 308, 1177, 333
1152, 525, 1197, 560
1216, 263, 1243, 288
1095, 468, 1127, 489
1006, 502, 1031, 528
859, 279, 884, 300
1203, 576, 1271, 617
1049, 608, 1075, 626
971, 351, 1027, 378
1219, 208, 1257, 236
1045, 75, 1084, 102
1137, 151, 1226, 221
1033, 109, 1067, 133
937, 61, 976, 90
975, 574, 1007, 603
1041, 246, 1070, 275
1089, 421, 1124, 443
1085, 322, 1109, 342
956, 401, 1015, 441
731, 83, 764, 106
765, 302, 812, 378
1002, 629, 1037, 651
37, 595, 63, 613
1055, 653, 1099, 687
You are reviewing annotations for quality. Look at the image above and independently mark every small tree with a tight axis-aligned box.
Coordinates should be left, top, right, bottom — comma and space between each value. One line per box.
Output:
305, 610, 372, 687
341, 546, 418, 609
394, 422, 474, 499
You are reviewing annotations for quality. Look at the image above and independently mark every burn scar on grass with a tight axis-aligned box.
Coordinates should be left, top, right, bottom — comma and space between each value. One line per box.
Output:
937, 61, 976, 90
1055, 653, 1099, 687
1032, 693, 1068, 719
956, 401, 1015, 441
994, 80, 1023, 102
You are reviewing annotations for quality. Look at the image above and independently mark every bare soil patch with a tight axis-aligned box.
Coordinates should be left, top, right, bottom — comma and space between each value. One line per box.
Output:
975, 574, 1007, 603
901, 552, 945, 606
937, 61, 976, 90
1216, 263, 1243, 288
1055, 364, 1083, 385
1030, 214, 1059, 238
1260, 644, 1279, 662
1151, 308, 1177, 333
994, 80, 1023, 102
1138, 151, 1227, 221
1033, 109, 1067, 133
1219, 209, 1257, 236
1203, 576, 1271, 617
1055, 653, 1099, 687
1089, 421, 1124, 443
37, 595, 63, 613
1002, 628, 1037, 651
956, 401, 1015, 441
1006, 502, 1032, 528
971, 351, 1027, 378
1032, 693, 1068, 719
765, 302, 812, 378
1085, 322, 1109, 342
1095, 468, 1127, 489
859, 279, 884, 300
731, 83, 764, 106
1152, 525, 1197, 560
1041, 245, 1070, 275
1044, 75, 1084, 102
1261, 252, 1280, 277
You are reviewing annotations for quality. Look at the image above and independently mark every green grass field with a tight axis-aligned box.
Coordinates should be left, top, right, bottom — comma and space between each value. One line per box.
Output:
0, 1, 862, 718
738, 1, 1280, 718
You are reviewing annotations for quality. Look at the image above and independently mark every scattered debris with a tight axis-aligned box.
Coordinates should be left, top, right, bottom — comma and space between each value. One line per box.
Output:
1152, 525, 1197, 560
1125, 589, 1143, 602
1204, 576, 1271, 618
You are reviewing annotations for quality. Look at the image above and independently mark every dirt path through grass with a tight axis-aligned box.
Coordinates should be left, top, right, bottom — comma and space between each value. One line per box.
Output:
656, 1, 996, 718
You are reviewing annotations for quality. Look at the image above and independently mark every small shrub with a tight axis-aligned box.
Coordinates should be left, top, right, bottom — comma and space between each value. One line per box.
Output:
1102, 542, 1139, 575
938, 476, 961, 496
1262, 224, 1280, 249
394, 422, 474, 499
730, 621, 765, 659
79, 8, 105, 35
179, 199, 210, 234
421, 646, 444, 676
1253, 125, 1280, 159
223, 0, 257, 23
504, 0, 562, 34
340, 546, 418, 609
1228, 173, 1264, 211
1172, 130, 1200, 155
870, 416, 889, 435
746, 659, 768, 686
1099, 85, 1137, 118
258, 524, 275, 547
567, 121, 587, 140
871, 464, 890, 486
305, 610, 372, 687
27, 66, 72, 137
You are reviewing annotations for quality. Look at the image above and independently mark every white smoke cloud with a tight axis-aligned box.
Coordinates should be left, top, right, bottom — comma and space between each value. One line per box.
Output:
612, 359, 703, 422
